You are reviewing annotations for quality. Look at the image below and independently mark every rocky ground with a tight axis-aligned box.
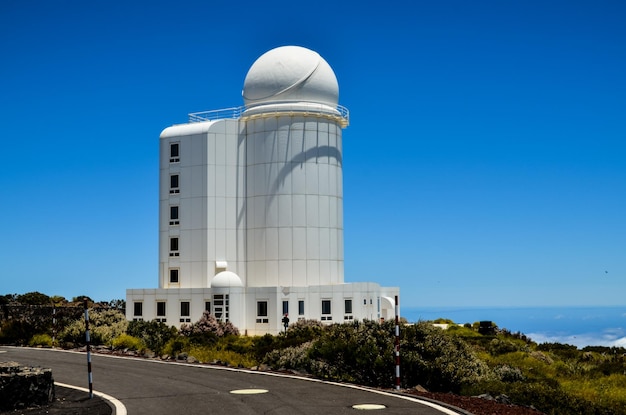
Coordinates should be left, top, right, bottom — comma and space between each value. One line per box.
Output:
0, 386, 111, 415
409, 391, 545, 415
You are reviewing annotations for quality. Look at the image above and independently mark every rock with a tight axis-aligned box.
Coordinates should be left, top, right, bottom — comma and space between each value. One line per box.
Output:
475, 393, 494, 401
187, 356, 198, 363
177, 352, 188, 361
0, 361, 55, 411
496, 394, 512, 404
414, 385, 428, 392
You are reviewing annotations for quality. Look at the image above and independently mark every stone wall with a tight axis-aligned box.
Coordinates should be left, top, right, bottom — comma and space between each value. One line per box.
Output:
0, 361, 55, 411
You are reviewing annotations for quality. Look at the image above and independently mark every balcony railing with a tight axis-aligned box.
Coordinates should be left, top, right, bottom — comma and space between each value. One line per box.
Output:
188, 104, 350, 127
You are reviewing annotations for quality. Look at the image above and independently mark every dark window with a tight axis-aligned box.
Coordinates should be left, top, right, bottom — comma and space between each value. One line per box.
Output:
170, 175, 179, 194
133, 302, 142, 316
157, 301, 166, 317
257, 301, 268, 317
282, 300, 289, 316
170, 238, 178, 251
321, 300, 331, 315
298, 300, 304, 316
180, 301, 190, 317
169, 269, 179, 283
345, 299, 353, 314
205, 302, 211, 313
170, 143, 179, 158
170, 206, 179, 220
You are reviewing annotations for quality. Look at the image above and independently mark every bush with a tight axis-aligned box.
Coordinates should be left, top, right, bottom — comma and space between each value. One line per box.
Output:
28, 333, 53, 347
59, 309, 127, 347
401, 322, 493, 393
112, 334, 144, 351
127, 320, 178, 355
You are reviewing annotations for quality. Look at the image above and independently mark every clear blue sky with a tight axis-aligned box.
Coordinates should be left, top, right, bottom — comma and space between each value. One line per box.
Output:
1, 1, 624, 307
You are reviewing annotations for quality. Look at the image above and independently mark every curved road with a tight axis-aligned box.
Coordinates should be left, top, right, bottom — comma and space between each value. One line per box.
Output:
1, 347, 461, 414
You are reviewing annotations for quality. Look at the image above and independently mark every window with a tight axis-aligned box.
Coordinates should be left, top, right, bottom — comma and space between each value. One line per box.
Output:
256, 301, 268, 323
205, 301, 211, 313
180, 301, 190, 322
170, 143, 180, 163
344, 299, 353, 314
344, 299, 353, 321
170, 174, 179, 194
282, 300, 289, 316
156, 301, 166, 322
169, 237, 179, 257
169, 269, 179, 284
170, 206, 179, 226
213, 294, 229, 321
298, 300, 305, 316
133, 302, 143, 316
321, 300, 331, 321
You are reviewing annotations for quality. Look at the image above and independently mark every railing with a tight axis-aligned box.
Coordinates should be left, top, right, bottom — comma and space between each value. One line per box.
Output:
188, 104, 350, 126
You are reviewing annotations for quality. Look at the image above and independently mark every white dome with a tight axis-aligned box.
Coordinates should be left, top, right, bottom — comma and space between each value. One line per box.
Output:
211, 271, 243, 288
242, 46, 339, 108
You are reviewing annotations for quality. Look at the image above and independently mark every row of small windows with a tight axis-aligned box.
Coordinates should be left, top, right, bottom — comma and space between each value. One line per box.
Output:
133, 295, 229, 322
256, 299, 353, 322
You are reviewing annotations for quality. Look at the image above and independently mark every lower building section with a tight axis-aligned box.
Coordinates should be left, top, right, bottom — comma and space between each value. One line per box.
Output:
126, 283, 399, 336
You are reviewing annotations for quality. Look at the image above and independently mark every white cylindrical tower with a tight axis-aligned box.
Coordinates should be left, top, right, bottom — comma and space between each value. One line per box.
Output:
241, 46, 348, 288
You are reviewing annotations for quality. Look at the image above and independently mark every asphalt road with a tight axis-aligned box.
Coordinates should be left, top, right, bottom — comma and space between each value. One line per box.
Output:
1, 347, 461, 415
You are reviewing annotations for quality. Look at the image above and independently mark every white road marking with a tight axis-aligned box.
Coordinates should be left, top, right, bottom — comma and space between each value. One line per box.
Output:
230, 388, 269, 395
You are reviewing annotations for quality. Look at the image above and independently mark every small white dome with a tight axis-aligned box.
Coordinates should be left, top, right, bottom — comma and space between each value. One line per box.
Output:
211, 271, 243, 288
242, 46, 339, 108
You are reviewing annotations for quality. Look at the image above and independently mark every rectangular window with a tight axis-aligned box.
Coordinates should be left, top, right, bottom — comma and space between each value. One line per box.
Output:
205, 301, 211, 313
213, 294, 229, 321
321, 299, 331, 320
133, 302, 143, 316
170, 174, 179, 194
344, 299, 352, 314
157, 301, 166, 317
282, 300, 289, 316
170, 206, 179, 226
169, 237, 179, 257
256, 300, 269, 323
170, 143, 180, 163
298, 300, 305, 316
169, 269, 179, 284
344, 299, 353, 320
180, 301, 190, 322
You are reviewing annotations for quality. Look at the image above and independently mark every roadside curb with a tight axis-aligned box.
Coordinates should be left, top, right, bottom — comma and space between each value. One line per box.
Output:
54, 382, 127, 415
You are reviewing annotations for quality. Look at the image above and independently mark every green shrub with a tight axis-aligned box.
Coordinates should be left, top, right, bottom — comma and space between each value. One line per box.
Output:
112, 334, 144, 351
127, 320, 178, 355
59, 309, 127, 347
401, 322, 493, 392
28, 333, 53, 347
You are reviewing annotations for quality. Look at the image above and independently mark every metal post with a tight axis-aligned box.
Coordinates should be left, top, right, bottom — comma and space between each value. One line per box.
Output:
52, 305, 56, 346
394, 295, 400, 390
83, 298, 93, 399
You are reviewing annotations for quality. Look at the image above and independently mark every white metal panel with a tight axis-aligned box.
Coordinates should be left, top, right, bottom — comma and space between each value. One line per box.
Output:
318, 163, 329, 194
292, 227, 306, 259
265, 227, 278, 260
292, 195, 306, 226
278, 227, 292, 259
293, 260, 306, 285
306, 260, 320, 286
266, 260, 278, 285
215, 165, 226, 197
319, 195, 330, 228
306, 227, 319, 259
291, 163, 306, 194
305, 162, 318, 194
278, 195, 292, 227
306, 195, 318, 227
319, 227, 330, 259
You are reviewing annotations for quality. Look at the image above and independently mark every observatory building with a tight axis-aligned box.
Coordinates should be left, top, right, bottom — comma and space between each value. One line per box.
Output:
126, 46, 399, 335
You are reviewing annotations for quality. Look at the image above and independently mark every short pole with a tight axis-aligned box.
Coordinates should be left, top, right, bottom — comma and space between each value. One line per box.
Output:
84, 298, 93, 399
52, 305, 56, 346
394, 295, 400, 390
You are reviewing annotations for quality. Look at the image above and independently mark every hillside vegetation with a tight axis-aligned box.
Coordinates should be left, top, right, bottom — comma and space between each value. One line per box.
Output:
2, 292, 626, 414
